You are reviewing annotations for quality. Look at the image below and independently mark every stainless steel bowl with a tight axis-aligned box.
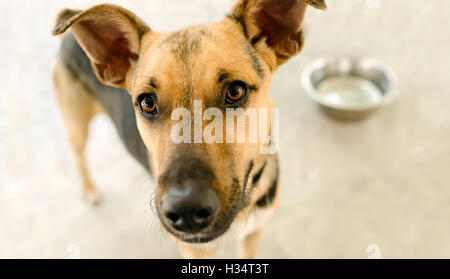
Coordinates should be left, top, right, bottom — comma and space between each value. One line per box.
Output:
301, 57, 396, 120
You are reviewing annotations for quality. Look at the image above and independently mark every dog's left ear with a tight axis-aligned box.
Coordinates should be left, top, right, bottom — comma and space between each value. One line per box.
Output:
230, 0, 327, 69
52, 4, 150, 89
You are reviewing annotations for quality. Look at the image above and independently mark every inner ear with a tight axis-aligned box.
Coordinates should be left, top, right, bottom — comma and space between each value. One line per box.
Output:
52, 4, 150, 88
230, 0, 327, 67
253, 0, 307, 56
78, 20, 139, 85
252, 0, 309, 58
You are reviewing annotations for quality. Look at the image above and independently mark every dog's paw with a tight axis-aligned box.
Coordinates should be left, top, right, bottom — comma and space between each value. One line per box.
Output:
83, 191, 102, 206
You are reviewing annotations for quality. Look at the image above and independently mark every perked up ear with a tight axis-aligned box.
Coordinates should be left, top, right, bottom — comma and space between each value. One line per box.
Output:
230, 0, 327, 68
52, 4, 150, 88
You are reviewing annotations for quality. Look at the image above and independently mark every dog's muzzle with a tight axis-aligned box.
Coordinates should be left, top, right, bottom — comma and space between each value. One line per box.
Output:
157, 154, 222, 239
161, 182, 219, 233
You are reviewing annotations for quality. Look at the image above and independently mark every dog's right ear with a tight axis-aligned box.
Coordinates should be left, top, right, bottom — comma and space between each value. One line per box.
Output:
52, 4, 150, 89
229, 0, 327, 69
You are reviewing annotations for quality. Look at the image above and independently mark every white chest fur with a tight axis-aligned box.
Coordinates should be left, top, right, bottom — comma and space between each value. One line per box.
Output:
187, 205, 275, 251
235, 206, 276, 240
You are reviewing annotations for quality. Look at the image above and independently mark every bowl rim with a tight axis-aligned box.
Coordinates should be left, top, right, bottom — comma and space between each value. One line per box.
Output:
301, 56, 397, 111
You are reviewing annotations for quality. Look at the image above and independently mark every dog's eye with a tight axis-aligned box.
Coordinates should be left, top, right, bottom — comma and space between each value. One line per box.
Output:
225, 81, 248, 104
138, 94, 158, 115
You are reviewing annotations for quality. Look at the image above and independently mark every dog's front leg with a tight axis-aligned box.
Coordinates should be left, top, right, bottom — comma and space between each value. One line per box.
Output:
178, 243, 218, 259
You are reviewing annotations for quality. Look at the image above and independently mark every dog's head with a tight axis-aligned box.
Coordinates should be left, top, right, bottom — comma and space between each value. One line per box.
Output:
53, 0, 326, 243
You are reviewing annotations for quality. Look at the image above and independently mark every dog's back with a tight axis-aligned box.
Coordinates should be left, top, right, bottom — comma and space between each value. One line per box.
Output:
56, 33, 149, 170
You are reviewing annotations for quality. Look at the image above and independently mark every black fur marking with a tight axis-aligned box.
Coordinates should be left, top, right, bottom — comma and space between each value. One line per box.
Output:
149, 77, 158, 89
161, 30, 202, 65
252, 160, 267, 185
59, 33, 150, 171
227, 13, 265, 79
160, 29, 208, 104
218, 71, 229, 83
243, 41, 265, 79
251, 33, 263, 45
255, 163, 279, 208
179, 37, 200, 65
256, 177, 278, 208
276, 53, 290, 60
227, 14, 248, 39
243, 160, 254, 191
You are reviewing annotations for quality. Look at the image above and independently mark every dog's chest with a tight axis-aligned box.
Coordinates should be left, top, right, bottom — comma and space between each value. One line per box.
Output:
190, 205, 276, 252
234, 206, 276, 240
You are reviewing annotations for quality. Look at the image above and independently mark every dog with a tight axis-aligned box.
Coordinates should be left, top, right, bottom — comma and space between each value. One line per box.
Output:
51, 0, 327, 258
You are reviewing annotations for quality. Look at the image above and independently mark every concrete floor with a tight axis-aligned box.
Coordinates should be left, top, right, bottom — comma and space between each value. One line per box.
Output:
1, 0, 450, 258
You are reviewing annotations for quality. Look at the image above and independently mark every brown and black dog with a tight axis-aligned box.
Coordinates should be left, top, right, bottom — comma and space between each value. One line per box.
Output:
52, 0, 327, 258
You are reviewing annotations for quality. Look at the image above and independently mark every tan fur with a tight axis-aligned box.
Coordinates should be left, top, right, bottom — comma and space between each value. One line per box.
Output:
52, 61, 104, 204
52, 1, 326, 258
134, 19, 272, 185
179, 242, 219, 259
240, 229, 263, 259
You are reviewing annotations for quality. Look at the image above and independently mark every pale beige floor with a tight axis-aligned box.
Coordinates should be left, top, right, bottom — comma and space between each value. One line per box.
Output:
1, 0, 449, 258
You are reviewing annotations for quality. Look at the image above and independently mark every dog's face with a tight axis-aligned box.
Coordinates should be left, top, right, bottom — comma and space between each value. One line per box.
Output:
53, 0, 326, 243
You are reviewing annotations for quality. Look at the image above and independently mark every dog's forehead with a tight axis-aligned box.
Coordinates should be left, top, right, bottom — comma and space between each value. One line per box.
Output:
134, 20, 265, 106
159, 25, 210, 61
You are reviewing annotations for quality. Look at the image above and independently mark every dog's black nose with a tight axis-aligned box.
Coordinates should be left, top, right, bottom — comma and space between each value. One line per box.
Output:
161, 184, 219, 233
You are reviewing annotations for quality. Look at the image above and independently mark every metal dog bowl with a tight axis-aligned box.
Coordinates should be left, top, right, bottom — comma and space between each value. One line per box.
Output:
301, 57, 396, 120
